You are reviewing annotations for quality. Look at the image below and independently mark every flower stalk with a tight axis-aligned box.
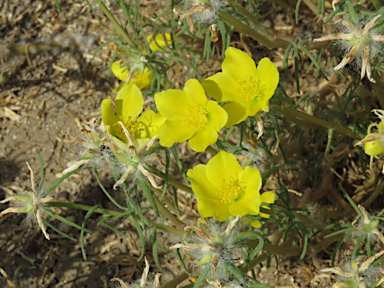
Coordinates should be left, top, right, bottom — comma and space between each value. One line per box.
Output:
97, 0, 139, 52
218, 11, 291, 49
48, 201, 185, 235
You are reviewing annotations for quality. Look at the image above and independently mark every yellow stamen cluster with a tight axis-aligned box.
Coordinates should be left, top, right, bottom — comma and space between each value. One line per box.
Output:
238, 78, 265, 103
216, 179, 245, 204
184, 105, 209, 130
113, 116, 144, 142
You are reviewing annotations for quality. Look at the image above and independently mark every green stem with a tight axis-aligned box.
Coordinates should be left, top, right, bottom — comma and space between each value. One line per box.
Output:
226, 0, 276, 41
43, 166, 93, 197
218, 11, 291, 49
97, 0, 139, 52
146, 166, 193, 194
160, 272, 189, 288
281, 106, 360, 139
247, 233, 342, 257
240, 252, 268, 274
48, 201, 185, 235
206, 145, 218, 155
153, 195, 186, 228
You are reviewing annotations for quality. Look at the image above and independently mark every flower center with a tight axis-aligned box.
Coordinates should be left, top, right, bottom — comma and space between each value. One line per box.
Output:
216, 179, 245, 204
184, 105, 209, 130
238, 77, 266, 104
113, 116, 145, 142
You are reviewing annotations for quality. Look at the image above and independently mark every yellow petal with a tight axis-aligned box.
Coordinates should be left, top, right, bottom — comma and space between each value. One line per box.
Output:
229, 166, 262, 216
147, 33, 172, 52
158, 120, 195, 147
187, 164, 213, 199
115, 83, 144, 122
197, 196, 231, 220
188, 127, 218, 152
111, 61, 129, 81
184, 79, 207, 106
112, 82, 126, 93
261, 192, 275, 205
155, 89, 194, 120
101, 98, 119, 129
206, 151, 243, 187
259, 192, 275, 218
364, 133, 384, 156
137, 110, 166, 139
206, 100, 228, 131
222, 47, 257, 82
250, 220, 262, 228
202, 72, 239, 102
255, 57, 279, 105
131, 67, 153, 89
222, 102, 247, 128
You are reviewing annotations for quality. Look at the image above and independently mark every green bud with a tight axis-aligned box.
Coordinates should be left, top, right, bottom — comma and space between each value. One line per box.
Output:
195, 254, 212, 267
333, 279, 358, 288
13, 194, 32, 203
370, 219, 379, 229
214, 234, 224, 245
360, 35, 371, 46
79, 153, 96, 160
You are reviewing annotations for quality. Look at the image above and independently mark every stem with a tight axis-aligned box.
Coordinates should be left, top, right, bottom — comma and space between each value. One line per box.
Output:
362, 181, 384, 208
302, 0, 319, 16
281, 106, 361, 139
153, 195, 186, 228
152, 187, 196, 221
226, 0, 276, 41
218, 11, 291, 49
97, 0, 139, 52
206, 145, 218, 155
146, 166, 193, 194
160, 272, 189, 288
152, 187, 179, 215
48, 201, 185, 235
240, 252, 268, 274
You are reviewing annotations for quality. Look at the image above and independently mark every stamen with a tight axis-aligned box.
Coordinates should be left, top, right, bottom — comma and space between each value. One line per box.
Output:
238, 77, 266, 104
184, 105, 209, 130
216, 179, 245, 204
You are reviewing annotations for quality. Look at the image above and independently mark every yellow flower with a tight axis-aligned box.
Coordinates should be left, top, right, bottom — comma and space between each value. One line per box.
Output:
363, 121, 384, 157
249, 192, 275, 227
187, 151, 269, 226
155, 79, 228, 152
146, 33, 172, 52
111, 60, 153, 91
202, 47, 279, 128
355, 109, 384, 156
101, 83, 165, 188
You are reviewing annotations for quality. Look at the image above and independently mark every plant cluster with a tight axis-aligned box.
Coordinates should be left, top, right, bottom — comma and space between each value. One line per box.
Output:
3, 0, 384, 287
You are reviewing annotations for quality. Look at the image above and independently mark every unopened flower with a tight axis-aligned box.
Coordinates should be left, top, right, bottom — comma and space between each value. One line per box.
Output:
322, 252, 384, 288
112, 60, 153, 91
177, 0, 224, 33
0, 163, 53, 240
355, 109, 384, 157
171, 217, 241, 280
314, 15, 384, 83
351, 204, 384, 244
202, 47, 279, 128
187, 151, 274, 225
111, 257, 161, 288
63, 118, 107, 174
155, 79, 227, 152
101, 83, 165, 188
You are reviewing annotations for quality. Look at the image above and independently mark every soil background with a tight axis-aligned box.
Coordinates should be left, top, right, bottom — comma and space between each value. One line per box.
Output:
0, 0, 339, 287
